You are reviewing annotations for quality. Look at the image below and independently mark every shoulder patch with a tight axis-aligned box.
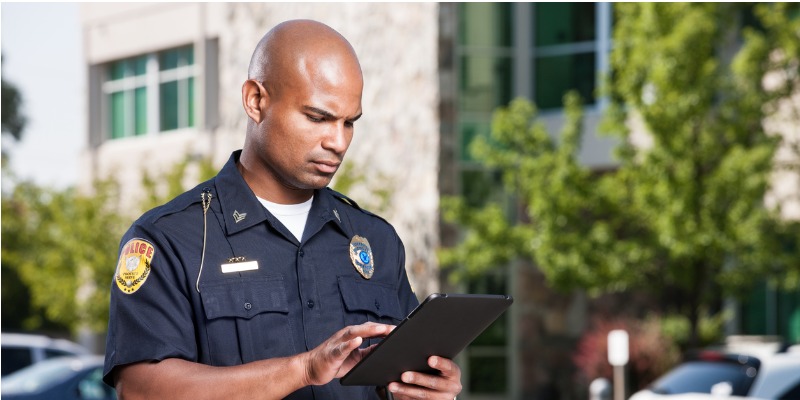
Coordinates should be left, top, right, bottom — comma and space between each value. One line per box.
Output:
115, 238, 155, 294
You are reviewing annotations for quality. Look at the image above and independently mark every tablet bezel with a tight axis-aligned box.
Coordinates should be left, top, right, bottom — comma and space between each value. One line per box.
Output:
339, 293, 513, 387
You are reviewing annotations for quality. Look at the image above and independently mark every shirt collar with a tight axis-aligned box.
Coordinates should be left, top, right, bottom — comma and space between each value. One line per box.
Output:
308, 188, 352, 239
214, 150, 268, 235
214, 150, 350, 239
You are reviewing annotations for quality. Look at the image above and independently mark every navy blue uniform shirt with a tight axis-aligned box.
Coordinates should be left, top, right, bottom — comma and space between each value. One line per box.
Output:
104, 150, 419, 399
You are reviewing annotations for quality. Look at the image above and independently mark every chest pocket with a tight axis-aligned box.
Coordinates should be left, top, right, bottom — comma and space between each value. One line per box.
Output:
338, 277, 405, 345
200, 275, 296, 364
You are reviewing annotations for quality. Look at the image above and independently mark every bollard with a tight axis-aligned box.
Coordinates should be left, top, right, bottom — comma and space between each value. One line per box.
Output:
589, 377, 612, 400
607, 330, 629, 400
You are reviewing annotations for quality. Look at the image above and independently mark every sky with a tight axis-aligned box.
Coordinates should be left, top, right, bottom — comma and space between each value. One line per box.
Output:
1, 3, 83, 189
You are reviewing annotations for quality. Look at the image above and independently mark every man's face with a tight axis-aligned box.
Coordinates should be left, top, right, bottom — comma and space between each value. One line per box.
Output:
256, 55, 363, 194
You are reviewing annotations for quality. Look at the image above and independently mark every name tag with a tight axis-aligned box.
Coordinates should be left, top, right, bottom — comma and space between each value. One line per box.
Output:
221, 260, 259, 273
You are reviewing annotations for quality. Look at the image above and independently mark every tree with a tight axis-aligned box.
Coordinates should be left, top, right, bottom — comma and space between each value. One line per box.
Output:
1, 156, 217, 334
441, 3, 800, 346
1, 55, 26, 142
1, 178, 125, 333
139, 154, 217, 212
0, 55, 34, 332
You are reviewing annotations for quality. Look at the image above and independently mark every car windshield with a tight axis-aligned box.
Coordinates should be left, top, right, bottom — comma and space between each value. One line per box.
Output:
1, 357, 82, 394
649, 360, 757, 396
1, 346, 33, 376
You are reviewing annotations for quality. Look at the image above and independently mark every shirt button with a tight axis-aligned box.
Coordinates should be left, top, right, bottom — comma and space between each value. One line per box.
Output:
298, 250, 305, 257
307, 300, 315, 309
244, 302, 252, 310
375, 300, 381, 310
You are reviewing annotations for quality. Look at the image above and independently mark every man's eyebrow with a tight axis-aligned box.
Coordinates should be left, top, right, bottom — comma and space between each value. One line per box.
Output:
303, 105, 362, 122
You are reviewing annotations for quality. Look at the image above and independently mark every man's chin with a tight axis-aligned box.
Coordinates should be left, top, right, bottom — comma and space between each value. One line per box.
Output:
298, 174, 335, 190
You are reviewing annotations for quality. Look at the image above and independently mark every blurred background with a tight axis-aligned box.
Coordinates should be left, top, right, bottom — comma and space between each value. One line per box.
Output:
2, 3, 799, 400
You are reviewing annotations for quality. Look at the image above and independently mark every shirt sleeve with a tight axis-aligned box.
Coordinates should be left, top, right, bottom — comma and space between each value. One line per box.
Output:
103, 221, 198, 386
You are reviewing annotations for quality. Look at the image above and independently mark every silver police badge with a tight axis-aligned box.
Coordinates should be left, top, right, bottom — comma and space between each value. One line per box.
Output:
349, 235, 374, 279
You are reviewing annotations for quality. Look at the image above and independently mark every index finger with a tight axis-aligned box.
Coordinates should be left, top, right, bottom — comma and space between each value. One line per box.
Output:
339, 322, 394, 341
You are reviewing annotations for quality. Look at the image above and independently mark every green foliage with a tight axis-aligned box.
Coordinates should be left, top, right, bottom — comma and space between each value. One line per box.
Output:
2, 56, 27, 164
441, 3, 800, 344
140, 154, 216, 212
1, 178, 126, 333
660, 311, 729, 349
332, 160, 393, 213
439, 198, 528, 283
603, 3, 800, 296
1, 56, 26, 142
1, 155, 219, 334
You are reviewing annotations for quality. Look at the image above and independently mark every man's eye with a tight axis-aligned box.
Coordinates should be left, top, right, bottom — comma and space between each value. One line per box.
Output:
307, 115, 323, 123
344, 121, 355, 128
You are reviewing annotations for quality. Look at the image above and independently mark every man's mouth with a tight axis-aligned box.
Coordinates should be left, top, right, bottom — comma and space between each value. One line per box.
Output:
313, 160, 340, 174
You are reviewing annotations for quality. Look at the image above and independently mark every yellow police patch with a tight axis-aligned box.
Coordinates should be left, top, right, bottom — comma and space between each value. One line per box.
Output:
115, 238, 155, 294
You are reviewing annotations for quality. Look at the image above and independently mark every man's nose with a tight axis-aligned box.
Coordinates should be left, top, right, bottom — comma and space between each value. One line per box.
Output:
322, 122, 351, 154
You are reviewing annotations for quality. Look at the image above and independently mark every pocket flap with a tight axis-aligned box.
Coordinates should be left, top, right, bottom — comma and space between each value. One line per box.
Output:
338, 277, 404, 320
200, 276, 289, 320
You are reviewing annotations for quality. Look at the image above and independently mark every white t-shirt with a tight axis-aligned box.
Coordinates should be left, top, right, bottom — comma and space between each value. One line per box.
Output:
257, 196, 313, 241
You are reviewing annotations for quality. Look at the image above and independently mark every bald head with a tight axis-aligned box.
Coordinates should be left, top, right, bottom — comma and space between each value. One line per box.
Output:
248, 20, 362, 91
239, 20, 364, 204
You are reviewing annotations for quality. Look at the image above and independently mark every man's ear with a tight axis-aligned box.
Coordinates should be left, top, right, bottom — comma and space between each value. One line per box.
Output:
242, 80, 269, 123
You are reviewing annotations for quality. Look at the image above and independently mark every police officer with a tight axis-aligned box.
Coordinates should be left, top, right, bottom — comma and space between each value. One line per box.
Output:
103, 19, 462, 400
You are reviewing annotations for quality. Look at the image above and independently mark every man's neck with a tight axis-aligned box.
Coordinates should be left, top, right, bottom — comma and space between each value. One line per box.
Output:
236, 160, 314, 205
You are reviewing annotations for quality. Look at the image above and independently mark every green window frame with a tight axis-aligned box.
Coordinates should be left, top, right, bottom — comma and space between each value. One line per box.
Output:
158, 45, 195, 132
532, 3, 599, 110
103, 45, 195, 140
106, 56, 148, 139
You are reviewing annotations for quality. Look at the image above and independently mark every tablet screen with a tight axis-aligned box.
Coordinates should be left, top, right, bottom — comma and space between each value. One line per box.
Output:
340, 293, 513, 387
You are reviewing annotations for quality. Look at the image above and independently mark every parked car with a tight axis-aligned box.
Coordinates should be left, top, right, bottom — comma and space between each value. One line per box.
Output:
1, 333, 90, 376
629, 348, 800, 400
1, 354, 115, 400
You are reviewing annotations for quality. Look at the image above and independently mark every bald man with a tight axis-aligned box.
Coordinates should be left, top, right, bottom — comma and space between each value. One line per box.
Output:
103, 20, 462, 400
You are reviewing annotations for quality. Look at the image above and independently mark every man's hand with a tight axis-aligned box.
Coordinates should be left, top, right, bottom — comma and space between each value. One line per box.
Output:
386, 356, 462, 399
302, 322, 393, 386
114, 322, 394, 400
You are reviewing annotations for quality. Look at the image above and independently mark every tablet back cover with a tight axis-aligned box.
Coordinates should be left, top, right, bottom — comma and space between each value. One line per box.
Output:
340, 293, 513, 387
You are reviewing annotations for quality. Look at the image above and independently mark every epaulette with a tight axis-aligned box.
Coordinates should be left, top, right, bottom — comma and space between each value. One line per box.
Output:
327, 187, 362, 210
326, 188, 392, 226
145, 180, 214, 224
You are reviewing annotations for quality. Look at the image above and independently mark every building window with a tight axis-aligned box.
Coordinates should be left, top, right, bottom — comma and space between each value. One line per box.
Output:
102, 45, 196, 140
457, 3, 514, 210
106, 56, 148, 139
456, 2, 613, 204
158, 46, 195, 131
533, 3, 598, 109
464, 272, 510, 396
741, 280, 800, 343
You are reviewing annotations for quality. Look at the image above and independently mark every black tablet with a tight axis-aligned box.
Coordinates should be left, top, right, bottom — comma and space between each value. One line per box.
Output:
339, 293, 513, 387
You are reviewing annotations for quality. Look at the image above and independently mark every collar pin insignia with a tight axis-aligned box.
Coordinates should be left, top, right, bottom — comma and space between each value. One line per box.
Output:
333, 209, 341, 223
233, 210, 247, 223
